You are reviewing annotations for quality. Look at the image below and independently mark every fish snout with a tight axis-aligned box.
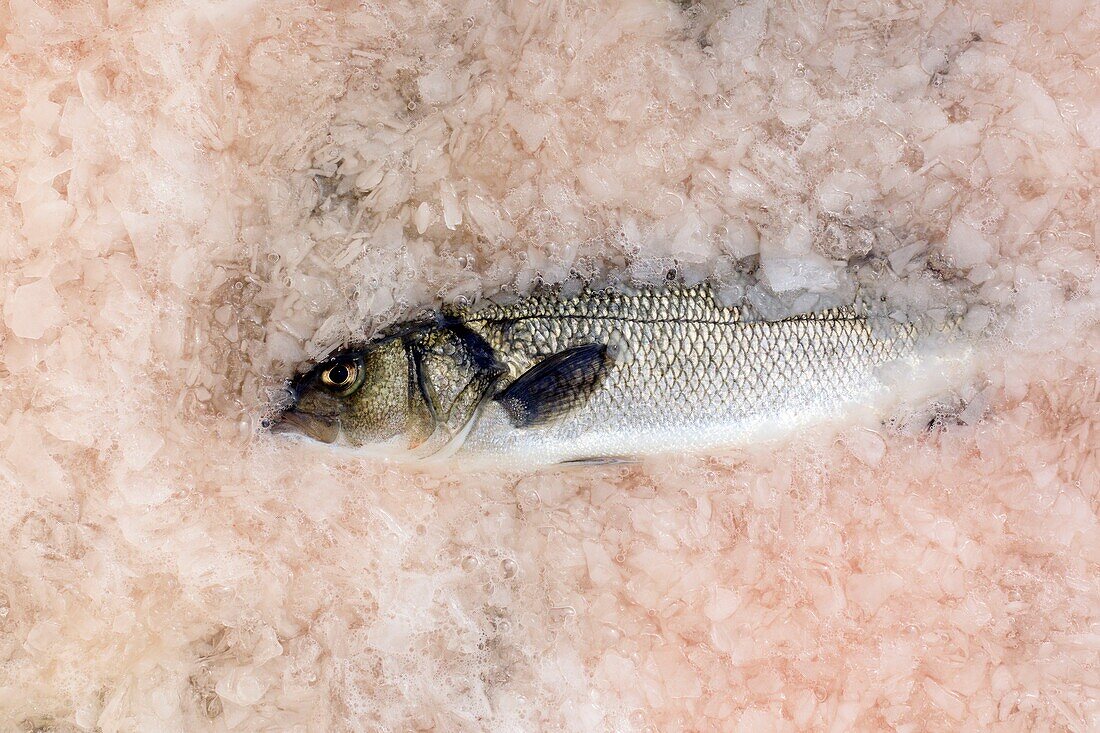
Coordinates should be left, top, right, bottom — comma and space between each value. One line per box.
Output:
269, 409, 342, 444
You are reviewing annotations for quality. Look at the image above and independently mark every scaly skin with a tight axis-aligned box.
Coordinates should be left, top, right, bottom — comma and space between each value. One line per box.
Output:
451, 286, 920, 464
281, 284, 964, 466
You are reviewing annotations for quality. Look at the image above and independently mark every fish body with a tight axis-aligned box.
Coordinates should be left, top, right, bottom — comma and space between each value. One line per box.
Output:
278, 284, 967, 466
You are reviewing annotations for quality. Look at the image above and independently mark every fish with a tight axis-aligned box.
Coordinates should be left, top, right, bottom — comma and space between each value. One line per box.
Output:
274, 283, 971, 466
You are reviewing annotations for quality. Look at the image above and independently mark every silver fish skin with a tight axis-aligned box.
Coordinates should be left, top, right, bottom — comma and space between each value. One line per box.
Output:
277, 284, 969, 466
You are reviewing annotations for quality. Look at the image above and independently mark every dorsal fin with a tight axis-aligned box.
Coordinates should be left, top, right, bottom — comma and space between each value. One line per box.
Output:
788, 304, 862, 321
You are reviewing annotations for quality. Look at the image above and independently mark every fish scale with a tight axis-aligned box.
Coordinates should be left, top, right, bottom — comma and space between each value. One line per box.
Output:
281, 283, 965, 465
445, 285, 927, 464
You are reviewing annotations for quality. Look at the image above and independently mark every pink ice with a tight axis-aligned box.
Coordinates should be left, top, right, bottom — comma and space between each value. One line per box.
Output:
1, 0, 1097, 731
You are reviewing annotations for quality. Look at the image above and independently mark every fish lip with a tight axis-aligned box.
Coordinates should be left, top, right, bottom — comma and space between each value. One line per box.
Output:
271, 410, 341, 444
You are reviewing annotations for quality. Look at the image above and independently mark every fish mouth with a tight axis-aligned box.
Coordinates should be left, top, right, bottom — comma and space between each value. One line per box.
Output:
271, 410, 341, 444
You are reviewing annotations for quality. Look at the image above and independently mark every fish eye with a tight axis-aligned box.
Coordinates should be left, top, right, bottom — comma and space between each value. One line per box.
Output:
320, 358, 361, 394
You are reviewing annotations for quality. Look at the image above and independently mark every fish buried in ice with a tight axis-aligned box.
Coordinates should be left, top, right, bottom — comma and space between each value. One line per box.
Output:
275, 284, 966, 466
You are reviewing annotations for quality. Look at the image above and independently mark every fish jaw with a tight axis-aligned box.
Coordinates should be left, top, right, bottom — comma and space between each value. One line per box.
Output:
272, 410, 342, 444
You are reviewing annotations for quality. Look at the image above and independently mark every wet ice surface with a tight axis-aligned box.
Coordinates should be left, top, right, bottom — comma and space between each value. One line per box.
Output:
2, 0, 1099, 730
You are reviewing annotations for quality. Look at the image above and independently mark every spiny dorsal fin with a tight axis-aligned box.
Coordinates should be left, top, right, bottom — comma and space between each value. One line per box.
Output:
493, 344, 611, 428
789, 304, 863, 321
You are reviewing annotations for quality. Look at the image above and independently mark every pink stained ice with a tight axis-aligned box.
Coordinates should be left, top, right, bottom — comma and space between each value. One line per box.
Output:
0, 0, 1098, 731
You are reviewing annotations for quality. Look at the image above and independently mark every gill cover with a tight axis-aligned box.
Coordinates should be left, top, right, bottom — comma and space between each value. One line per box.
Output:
403, 321, 506, 456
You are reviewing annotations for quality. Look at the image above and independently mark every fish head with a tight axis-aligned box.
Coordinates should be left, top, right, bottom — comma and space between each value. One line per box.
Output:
275, 338, 422, 453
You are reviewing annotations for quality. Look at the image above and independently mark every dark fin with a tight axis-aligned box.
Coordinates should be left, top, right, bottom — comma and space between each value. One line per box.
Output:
558, 456, 635, 466
494, 344, 610, 428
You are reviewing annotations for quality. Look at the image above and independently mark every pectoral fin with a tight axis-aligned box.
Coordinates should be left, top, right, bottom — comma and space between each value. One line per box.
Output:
494, 344, 610, 428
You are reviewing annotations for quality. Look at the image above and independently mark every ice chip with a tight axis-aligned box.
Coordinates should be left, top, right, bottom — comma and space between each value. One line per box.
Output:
758, 252, 838, 293
923, 677, 966, 721
714, 0, 767, 58
817, 171, 876, 216
5, 277, 65, 339
215, 668, 269, 706
843, 428, 886, 466
25, 619, 61, 654
505, 106, 552, 152
121, 427, 165, 470
704, 587, 741, 621
719, 221, 760, 258
945, 219, 994, 269
414, 201, 432, 234
23, 199, 74, 249
440, 181, 462, 229
417, 67, 455, 105
847, 572, 904, 616
466, 193, 503, 240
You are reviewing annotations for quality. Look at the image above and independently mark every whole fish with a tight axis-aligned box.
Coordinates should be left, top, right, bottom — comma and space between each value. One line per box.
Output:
275, 284, 968, 466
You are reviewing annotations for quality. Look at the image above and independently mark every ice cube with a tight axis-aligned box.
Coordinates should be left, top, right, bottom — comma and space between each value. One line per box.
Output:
945, 218, 994, 269
846, 571, 904, 615
215, 668, 269, 706
844, 428, 887, 466
440, 181, 462, 229
414, 201, 432, 234
758, 252, 838, 293
5, 277, 65, 339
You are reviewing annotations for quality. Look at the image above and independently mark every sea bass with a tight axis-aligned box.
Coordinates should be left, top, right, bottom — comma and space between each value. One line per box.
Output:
275, 284, 968, 466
